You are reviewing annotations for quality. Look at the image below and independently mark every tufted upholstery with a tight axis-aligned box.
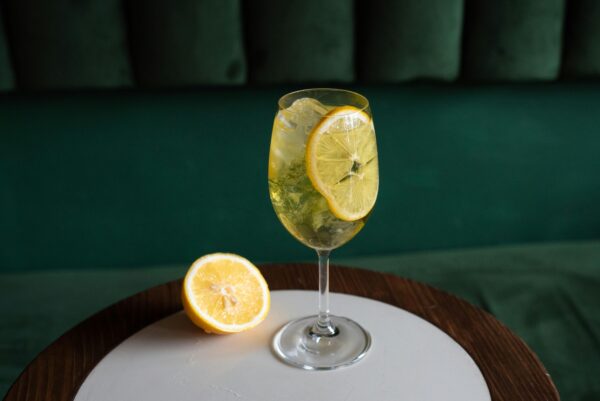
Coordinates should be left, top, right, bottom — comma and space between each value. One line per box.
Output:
0, 6, 13, 90
463, 0, 565, 80
562, 0, 600, 77
245, 0, 354, 84
358, 0, 464, 82
1, 0, 133, 90
128, 0, 246, 86
0, 0, 598, 89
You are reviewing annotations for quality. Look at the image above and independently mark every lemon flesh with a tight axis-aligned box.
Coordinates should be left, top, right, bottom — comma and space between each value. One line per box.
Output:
182, 253, 270, 334
306, 106, 379, 222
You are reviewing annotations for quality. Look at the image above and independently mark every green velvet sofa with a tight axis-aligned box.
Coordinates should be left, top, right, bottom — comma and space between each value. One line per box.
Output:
1, 1, 600, 400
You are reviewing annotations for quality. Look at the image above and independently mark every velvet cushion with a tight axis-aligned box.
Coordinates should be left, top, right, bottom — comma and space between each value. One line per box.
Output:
2, 0, 132, 89
0, 7, 14, 91
244, 0, 353, 83
128, 0, 246, 86
562, 0, 600, 77
463, 0, 565, 80
359, 0, 463, 82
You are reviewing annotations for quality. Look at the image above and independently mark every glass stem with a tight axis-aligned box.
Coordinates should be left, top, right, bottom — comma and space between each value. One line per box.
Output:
311, 249, 338, 336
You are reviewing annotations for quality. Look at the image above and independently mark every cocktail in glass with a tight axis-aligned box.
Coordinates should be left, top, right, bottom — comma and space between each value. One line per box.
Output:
268, 88, 379, 370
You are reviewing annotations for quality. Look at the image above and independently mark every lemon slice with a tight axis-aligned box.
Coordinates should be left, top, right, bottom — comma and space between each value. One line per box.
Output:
182, 253, 270, 334
306, 106, 379, 221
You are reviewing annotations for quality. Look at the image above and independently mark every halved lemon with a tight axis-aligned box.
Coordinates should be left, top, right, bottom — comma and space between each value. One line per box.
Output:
306, 106, 379, 221
182, 253, 270, 334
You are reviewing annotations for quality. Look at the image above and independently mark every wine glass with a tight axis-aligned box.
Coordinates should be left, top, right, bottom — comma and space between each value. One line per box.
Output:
268, 88, 379, 370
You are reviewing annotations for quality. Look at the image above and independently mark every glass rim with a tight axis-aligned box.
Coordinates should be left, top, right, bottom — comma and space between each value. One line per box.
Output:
277, 88, 370, 117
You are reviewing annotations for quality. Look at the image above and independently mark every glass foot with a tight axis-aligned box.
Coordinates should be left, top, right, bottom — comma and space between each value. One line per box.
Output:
272, 315, 371, 370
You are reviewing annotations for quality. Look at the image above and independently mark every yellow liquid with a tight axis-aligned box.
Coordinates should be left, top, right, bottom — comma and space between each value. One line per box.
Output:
268, 107, 371, 250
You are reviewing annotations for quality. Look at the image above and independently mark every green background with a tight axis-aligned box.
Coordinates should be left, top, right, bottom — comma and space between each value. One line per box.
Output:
2, 85, 599, 271
1, 0, 600, 399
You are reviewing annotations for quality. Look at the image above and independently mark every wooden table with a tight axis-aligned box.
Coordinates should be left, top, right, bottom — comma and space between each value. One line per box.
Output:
3, 264, 560, 401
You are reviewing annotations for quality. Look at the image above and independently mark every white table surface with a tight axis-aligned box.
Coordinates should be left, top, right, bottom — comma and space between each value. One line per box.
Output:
75, 290, 490, 401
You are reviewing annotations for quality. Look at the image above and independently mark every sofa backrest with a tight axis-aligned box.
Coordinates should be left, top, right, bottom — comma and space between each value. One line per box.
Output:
1, 0, 600, 91
2, 85, 600, 271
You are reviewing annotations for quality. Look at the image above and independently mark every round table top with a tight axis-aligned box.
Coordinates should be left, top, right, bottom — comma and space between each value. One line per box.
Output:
3, 264, 559, 401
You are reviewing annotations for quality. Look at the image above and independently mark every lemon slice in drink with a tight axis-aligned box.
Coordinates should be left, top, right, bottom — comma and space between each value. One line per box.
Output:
306, 106, 378, 222
182, 253, 270, 334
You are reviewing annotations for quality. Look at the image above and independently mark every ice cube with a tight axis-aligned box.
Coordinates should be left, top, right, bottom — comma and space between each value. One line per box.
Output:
288, 97, 329, 120
279, 98, 330, 134
272, 98, 332, 166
